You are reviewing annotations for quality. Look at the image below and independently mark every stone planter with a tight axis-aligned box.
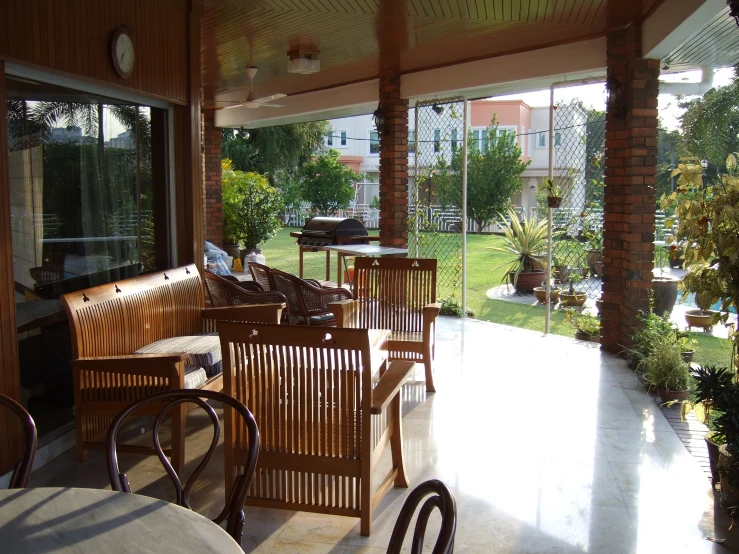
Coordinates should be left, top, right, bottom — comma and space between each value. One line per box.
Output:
575, 331, 600, 343
586, 249, 602, 276
533, 287, 560, 304
508, 270, 546, 293
594, 260, 604, 276
706, 434, 721, 488
560, 291, 587, 308
656, 387, 689, 403
652, 276, 679, 317
685, 309, 717, 331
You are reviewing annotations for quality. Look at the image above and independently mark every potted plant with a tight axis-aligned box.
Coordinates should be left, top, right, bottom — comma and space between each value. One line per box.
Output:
533, 280, 560, 304
559, 271, 587, 307
661, 153, 739, 372
583, 225, 603, 277
538, 178, 564, 208
677, 330, 697, 363
222, 168, 283, 267
684, 364, 735, 488
636, 334, 691, 403
564, 309, 600, 342
220, 159, 242, 263
492, 209, 547, 292
681, 265, 720, 331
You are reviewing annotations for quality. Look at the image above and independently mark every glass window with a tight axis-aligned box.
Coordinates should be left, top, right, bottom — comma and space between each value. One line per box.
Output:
6, 76, 166, 439
451, 128, 458, 151
409, 130, 416, 154
537, 131, 547, 148
433, 129, 441, 153
472, 130, 480, 151
340, 130, 347, 147
554, 132, 561, 147
369, 131, 380, 154
326, 132, 334, 147
481, 130, 488, 150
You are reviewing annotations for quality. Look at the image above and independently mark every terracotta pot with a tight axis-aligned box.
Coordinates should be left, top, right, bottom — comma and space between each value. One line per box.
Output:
508, 270, 547, 293
652, 276, 679, 317
533, 287, 560, 304
560, 291, 587, 308
685, 309, 717, 331
594, 260, 604, 276
656, 387, 689, 403
547, 196, 563, 209
575, 330, 600, 343
680, 350, 695, 363
706, 434, 721, 488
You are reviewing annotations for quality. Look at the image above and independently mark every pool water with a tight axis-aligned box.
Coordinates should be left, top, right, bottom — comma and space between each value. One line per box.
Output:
676, 291, 737, 314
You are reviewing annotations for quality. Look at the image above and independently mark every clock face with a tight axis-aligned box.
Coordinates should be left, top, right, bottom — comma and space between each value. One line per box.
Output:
113, 30, 134, 78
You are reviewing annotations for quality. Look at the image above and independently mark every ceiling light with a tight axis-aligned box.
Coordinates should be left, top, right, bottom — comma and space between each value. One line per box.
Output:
287, 50, 320, 74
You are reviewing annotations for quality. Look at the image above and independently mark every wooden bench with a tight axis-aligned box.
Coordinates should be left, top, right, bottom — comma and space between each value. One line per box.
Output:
62, 264, 283, 472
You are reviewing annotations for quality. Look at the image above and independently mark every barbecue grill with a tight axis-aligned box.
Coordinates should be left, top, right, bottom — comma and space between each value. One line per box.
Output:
294, 217, 369, 247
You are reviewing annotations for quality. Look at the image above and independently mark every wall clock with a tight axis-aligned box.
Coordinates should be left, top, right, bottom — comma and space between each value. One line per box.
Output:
111, 26, 134, 79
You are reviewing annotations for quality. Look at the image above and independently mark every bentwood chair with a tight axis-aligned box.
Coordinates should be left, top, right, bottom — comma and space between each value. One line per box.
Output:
271, 269, 353, 326
0, 394, 37, 489
106, 389, 260, 547
248, 262, 275, 291
387, 479, 457, 554
203, 270, 290, 320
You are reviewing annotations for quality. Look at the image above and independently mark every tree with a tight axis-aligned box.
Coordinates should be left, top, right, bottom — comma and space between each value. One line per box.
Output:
221, 121, 329, 181
435, 116, 529, 232
299, 149, 358, 215
678, 70, 739, 176
656, 126, 680, 204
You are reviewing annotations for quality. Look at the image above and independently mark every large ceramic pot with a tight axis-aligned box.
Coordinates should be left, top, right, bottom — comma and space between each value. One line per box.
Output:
656, 387, 689, 403
685, 309, 717, 331
594, 260, 604, 276
533, 287, 560, 304
241, 248, 266, 267
706, 434, 721, 488
223, 244, 241, 265
560, 291, 587, 308
575, 331, 600, 343
586, 249, 602, 276
652, 276, 679, 317
508, 270, 546, 293
719, 445, 739, 509
680, 350, 695, 363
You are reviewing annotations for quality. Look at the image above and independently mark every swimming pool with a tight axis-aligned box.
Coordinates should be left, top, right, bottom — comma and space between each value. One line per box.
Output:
676, 291, 737, 314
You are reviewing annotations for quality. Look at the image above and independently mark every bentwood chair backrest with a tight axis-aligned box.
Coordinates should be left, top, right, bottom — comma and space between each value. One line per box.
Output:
0, 394, 37, 489
386, 479, 457, 554
106, 389, 260, 548
248, 262, 275, 291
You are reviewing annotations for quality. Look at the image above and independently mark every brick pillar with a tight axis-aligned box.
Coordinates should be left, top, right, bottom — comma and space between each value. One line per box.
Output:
378, 75, 409, 247
600, 24, 660, 353
202, 110, 223, 245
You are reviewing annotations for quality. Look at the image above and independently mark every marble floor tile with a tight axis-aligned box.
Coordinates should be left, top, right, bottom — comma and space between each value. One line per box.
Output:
25, 317, 735, 553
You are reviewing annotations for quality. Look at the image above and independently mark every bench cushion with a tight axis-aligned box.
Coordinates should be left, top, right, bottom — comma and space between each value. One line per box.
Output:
134, 335, 222, 377
184, 365, 208, 389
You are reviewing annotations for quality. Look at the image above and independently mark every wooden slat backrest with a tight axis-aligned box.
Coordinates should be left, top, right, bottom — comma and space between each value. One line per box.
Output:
353, 258, 437, 333
219, 322, 388, 510
62, 265, 204, 359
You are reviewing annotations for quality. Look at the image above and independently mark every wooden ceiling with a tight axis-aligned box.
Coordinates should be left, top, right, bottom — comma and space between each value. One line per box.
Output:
663, 5, 739, 70
201, 0, 663, 104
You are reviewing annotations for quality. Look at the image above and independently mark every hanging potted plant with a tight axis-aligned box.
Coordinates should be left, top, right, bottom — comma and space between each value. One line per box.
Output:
222, 168, 283, 267
492, 209, 547, 293
538, 178, 563, 209
559, 271, 587, 307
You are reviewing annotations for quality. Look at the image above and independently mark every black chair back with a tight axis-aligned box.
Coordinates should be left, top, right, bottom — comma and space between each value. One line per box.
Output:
0, 394, 37, 489
387, 479, 457, 554
106, 389, 259, 547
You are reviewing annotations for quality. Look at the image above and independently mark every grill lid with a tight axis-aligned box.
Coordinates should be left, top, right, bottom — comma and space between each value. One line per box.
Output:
297, 217, 368, 246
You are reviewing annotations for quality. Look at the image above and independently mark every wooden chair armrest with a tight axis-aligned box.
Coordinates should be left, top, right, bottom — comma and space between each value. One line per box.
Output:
328, 299, 359, 328
371, 360, 415, 414
73, 354, 188, 379
203, 304, 284, 324
423, 303, 441, 334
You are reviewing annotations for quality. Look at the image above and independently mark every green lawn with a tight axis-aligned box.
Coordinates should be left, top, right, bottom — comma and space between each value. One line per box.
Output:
260, 227, 733, 368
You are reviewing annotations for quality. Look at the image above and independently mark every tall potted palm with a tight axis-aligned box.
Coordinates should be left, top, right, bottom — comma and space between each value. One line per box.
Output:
493, 209, 547, 292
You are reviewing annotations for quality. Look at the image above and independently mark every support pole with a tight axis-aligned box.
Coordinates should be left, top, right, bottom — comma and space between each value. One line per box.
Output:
462, 98, 468, 315
545, 86, 554, 334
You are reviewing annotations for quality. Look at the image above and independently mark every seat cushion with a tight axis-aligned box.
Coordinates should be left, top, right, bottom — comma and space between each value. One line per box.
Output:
184, 365, 208, 389
134, 335, 222, 377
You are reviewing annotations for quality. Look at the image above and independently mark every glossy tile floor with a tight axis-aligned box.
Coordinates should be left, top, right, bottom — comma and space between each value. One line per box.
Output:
29, 318, 736, 553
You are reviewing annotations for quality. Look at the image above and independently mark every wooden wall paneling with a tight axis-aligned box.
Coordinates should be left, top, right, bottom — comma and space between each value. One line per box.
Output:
0, 61, 23, 475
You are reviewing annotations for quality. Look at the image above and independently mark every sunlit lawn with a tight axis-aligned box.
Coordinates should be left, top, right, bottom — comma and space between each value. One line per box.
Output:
261, 227, 732, 368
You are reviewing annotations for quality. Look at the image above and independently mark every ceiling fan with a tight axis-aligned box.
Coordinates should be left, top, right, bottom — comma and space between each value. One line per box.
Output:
223, 66, 286, 109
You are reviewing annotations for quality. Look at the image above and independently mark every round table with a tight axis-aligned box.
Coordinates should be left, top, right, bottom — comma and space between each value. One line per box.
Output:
0, 487, 243, 553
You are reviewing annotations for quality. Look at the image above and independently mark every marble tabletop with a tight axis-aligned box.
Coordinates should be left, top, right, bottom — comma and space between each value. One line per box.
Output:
0, 487, 242, 553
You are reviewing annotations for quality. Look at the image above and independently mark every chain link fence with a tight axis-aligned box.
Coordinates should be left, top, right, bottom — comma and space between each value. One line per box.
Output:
411, 98, 465, 300
549, 99, 606, 302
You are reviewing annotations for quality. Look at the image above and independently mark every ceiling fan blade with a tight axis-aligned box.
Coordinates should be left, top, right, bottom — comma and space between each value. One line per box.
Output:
260, 103, 285, 108
223, 104, 244, 109
252, 93, 287, 104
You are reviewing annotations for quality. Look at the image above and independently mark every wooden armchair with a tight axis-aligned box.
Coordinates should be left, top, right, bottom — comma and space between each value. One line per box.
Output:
218, 322, 415, 536
329, 258, 440, 392
272, 269, 353, 326
62, 265, 283, 473
203, 270, 289, 320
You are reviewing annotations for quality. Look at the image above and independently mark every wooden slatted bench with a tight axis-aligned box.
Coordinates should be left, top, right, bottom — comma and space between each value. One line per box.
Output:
62, 264, 284, 472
